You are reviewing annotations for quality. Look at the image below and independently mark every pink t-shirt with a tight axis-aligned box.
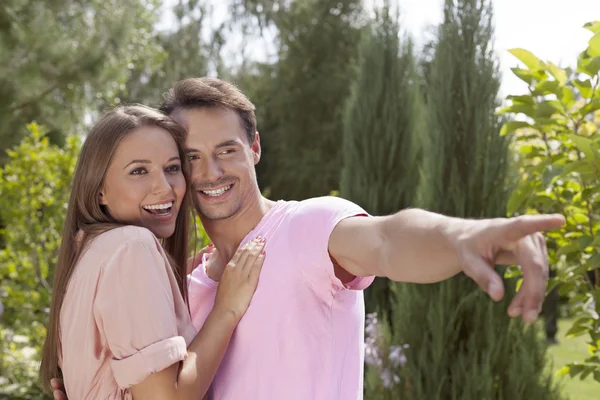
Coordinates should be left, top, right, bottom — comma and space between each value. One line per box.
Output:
59, 226, 196, 399
188, 196, 374, 400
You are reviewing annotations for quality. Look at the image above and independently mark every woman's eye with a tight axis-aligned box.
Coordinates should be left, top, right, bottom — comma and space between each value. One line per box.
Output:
130, 168, 147, 175
166, 164, 181, 173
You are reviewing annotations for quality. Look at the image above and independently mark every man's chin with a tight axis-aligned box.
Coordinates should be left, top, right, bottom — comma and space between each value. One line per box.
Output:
196, 204, 237, 221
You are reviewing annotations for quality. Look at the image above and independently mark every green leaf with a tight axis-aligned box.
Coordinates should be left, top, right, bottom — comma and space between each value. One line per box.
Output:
568, 135, 597, 160
511, 67, 536, 85
594, 370, 600, 383
506, 95, 534, 105
513, 278, 524, 293
547, 62, 567, 85
578, 235, 594, 250
588, 32, 600, 57
573, 213, 590, 224
508, 48, 544, 70
556, 242, 579, 257
536, 100, 563, 118
581, 367, 593, 380
500, 121, 531, 136
587, 356, 600, 364
503, 265, 522, 279
507, 184, 533, 215
562, 160, 594, 176
569, 364, 585, 377
574, 79, 593, 98
587, 253, 600, 269
583, 21, 600, 34
557, 366, 570, 376
534, 80, 560, 95
579, 98, 600, 118
542, 165, 563, 186
577, 55, 600, 77
559, 86, 576, 108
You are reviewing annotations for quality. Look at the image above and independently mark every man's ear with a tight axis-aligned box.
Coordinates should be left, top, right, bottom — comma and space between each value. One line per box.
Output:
251, 131, 261, 165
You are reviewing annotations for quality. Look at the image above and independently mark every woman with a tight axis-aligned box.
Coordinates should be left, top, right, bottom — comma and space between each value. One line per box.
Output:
39, 105, 265, 399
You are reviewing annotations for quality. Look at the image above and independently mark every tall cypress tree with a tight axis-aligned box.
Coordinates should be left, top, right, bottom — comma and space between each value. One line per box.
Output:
266, 0, 365, 201
368, 1, 564, 398
340, 4, 423, 315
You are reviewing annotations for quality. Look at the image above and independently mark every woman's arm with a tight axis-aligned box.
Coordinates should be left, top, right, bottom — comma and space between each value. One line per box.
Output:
130, 237, 265, 400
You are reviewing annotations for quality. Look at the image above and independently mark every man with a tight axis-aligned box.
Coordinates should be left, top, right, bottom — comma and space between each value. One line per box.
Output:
52, 77, 564, 399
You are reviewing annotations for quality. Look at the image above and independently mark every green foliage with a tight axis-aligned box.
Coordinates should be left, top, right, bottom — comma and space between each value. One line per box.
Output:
364, 0, 564, 397
419, 0, 510, 217
498, 21, 600, 384
263, 0, 367, 200
366, 276, 564, 399
0, 0, 163, 153
340, 4, 423, 315
121, 0, 211, 107
0, 124, 80, 398
227, 62, 280, 195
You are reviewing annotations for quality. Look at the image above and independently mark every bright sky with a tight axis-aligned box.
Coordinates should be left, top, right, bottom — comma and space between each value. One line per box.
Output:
159, 0, 600, 98
390, 0, 600, 97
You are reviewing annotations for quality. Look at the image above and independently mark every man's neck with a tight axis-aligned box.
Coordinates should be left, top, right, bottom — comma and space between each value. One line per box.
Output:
201, 194, 276, 262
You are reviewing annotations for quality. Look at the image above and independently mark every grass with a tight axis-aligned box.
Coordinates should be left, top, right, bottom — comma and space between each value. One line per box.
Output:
545, 318, 598, 400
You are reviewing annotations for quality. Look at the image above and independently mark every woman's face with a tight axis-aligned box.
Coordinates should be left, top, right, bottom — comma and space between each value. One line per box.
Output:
99, 126, 186, 239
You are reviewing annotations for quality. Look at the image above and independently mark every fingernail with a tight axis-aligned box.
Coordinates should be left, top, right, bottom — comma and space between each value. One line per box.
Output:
524, 310, 538, 322
261, 250, 266, 255
487, 281, 502, 301
508, 307, 522, 318
208, 243, 214, 247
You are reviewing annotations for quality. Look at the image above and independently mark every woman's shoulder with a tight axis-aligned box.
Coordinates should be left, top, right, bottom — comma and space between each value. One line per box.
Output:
92, 225, 159, 250
81, 226, 163, 268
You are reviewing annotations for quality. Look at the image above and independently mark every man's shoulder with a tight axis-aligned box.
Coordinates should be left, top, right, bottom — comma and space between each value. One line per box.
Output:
292, 195, 358, 210
291, 196, 365, 217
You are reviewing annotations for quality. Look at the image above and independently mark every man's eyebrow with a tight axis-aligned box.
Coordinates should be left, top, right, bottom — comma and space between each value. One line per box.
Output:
185, 148, 200, 153
215, 140, 240, 149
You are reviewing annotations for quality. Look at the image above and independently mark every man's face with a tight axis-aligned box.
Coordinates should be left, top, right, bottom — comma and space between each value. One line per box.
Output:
172, 107, 260, 220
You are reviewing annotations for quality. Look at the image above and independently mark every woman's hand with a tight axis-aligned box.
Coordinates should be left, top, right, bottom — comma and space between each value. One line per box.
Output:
187, 243, 215, 275
213, 237, 266, 322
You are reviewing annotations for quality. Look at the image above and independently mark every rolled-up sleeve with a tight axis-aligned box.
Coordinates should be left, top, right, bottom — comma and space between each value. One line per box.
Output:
94, 236, 188, 389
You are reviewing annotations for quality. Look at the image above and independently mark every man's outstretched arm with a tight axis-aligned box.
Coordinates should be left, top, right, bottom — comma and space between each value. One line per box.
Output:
328, 208, 565, 323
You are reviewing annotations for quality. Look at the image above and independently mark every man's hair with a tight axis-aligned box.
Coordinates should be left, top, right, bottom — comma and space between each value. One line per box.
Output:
160, 77, 257, 145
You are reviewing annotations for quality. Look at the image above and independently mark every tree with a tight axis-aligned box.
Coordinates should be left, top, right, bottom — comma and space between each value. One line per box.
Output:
498, 20, 600, 383
120, 0, 211, 107
365, 1, 564, 398
0, 124, 80, 398
340, 4, 423, 315
227, 61, 280, 194
0, 0, 163, 154
264, 0, 367, 200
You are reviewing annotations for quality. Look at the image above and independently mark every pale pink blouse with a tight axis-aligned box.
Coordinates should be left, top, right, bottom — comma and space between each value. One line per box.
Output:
58, 226, 196, 399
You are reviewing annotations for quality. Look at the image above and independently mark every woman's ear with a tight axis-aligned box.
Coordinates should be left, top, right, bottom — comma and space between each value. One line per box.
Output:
98, 190, 107, 206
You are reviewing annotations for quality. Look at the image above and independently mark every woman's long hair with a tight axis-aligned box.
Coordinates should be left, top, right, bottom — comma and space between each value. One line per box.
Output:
39, 105, 194, 392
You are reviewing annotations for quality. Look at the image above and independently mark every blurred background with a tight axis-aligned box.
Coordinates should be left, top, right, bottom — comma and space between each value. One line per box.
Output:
0, 0, 599, 398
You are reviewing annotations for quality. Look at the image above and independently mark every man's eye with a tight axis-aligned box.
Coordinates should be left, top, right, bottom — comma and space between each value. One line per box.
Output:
188, 154, 200, 161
